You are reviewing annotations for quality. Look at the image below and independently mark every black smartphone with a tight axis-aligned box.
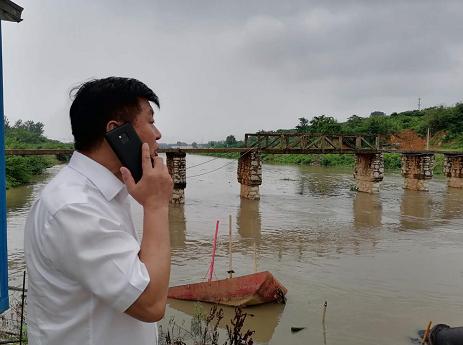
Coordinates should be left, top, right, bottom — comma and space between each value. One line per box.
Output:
104, 122, 143, 183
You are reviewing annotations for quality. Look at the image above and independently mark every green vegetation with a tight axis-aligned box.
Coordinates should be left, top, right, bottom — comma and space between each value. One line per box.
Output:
260, 152, 444, 174
261, 153, 394, 169
200, 101, 463, 173
159, 304, 255, 345
5, 155, 56, 188
4, 118, 73, 188
290, 103, 463, 142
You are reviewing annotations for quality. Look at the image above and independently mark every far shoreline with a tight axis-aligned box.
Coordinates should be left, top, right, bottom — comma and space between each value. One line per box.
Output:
191, 151, 446, 175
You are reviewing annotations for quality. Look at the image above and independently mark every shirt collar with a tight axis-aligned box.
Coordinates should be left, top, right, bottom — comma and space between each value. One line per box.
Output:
68, 151, 126, 201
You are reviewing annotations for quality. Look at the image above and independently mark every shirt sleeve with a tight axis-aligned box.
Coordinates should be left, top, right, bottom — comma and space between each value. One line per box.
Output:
43, 203, 150, 313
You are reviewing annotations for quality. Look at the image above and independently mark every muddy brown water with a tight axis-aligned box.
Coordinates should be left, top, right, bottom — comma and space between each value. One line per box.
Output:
5, 155, 463, 345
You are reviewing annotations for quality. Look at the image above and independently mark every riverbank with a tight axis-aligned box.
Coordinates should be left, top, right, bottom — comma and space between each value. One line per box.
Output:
5, 155, 63, 189
4, 119, 73, 189
196, 152, 445, 174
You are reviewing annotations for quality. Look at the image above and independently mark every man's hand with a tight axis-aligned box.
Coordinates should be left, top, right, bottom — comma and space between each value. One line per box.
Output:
120, 143, 173, 322
120, 143, 173, 209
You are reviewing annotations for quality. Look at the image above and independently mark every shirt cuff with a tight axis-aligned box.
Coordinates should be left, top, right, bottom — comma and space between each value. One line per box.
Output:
113, 260, 150, 313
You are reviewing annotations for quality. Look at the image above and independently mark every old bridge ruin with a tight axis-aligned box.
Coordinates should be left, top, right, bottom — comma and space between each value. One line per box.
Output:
6, 132, 463, 204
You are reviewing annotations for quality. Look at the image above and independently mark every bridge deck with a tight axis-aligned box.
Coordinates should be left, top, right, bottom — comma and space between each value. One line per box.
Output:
5, 133, 463, 156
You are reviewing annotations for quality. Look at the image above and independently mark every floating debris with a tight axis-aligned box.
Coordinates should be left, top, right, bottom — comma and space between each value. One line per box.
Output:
291, 327, 306, 333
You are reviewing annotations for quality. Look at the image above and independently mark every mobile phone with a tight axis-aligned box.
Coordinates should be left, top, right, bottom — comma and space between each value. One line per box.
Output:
104, 122, 143, 183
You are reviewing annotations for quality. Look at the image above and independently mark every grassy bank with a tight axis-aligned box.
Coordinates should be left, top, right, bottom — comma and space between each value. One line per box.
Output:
4, 119, 73, 188
5, 156, 60, 189
194, 152, 445, 174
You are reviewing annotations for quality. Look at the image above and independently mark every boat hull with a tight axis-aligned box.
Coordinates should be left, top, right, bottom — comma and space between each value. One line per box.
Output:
168, 271, 287, 306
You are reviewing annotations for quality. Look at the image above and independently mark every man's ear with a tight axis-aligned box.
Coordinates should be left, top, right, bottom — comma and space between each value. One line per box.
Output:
106, 120, 122, 132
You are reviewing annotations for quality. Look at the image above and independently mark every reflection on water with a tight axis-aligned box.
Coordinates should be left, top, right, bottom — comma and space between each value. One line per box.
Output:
237, 198, 261, 240
6, 156, 463, 345
351, 192, 381, 255
6, 165, 64, 285
441, 188, 463, 220
400, 190, 432, 230
169, 205, 187, 251
6, 184, 35, 214
353, 192, 382, 229
167, 299, 285, 344
295, 171, 346, 196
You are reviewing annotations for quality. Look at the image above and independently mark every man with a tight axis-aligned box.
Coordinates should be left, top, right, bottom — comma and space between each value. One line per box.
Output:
24, 77, 173, 345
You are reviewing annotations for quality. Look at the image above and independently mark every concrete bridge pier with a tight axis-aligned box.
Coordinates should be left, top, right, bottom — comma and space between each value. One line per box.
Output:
237, 150, 262, 200
401, 153, 434, 191
166, 151, 186, 204
443, 154, 463, 188
353, 153, 384, 193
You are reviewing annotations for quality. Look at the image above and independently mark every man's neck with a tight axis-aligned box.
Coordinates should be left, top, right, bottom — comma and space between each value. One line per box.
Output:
78, 144, 123, 181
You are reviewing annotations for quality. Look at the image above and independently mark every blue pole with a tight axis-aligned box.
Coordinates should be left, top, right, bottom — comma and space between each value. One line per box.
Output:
0, 20, 10, 314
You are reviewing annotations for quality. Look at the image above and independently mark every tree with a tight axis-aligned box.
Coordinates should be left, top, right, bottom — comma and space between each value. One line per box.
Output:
225, 135, 237, 147
10, 119, 45, 136
296, 117, 310, 132
309, 115, 341, 134
370, 111, 386, 117
4, 116, 10, 131
24, 120, 44, 136
344, 115, 365, 134
347, 115, 363, 124
365, 116, 398, 135
191, 142, 198, 148
446, 103, 463, 139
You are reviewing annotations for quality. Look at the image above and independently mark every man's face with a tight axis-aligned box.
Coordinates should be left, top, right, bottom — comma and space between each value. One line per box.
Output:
132, 98, 161, 159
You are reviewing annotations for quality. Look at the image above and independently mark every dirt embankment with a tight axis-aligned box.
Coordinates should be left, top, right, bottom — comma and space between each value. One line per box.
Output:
429, 130, 447, 147
387, 130, 426, 151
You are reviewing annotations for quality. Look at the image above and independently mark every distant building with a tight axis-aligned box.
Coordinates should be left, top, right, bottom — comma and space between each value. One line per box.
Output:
170, 145, 193, 149
159, 143, 194, 149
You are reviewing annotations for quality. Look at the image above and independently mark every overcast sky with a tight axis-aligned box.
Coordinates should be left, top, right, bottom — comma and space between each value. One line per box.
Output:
3, 0, 463, 144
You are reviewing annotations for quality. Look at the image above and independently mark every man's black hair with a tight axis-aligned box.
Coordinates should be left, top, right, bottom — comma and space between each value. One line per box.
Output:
70, 77, 159, 151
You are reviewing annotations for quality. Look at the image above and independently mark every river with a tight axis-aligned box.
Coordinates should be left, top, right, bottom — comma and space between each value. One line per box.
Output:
5, 155, 463, 345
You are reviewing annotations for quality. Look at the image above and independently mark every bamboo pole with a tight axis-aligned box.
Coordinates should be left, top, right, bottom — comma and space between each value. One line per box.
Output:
422, 321, 432, 345
208, 220, 220, 282
19, 271, 26, 345
228, 215, 233, 278
322, 301, 327, 345
322, 301, 327, 325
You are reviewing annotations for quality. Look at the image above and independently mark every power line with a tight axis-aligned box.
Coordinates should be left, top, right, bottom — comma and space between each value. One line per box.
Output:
186, 156, 221, 170
186, 146, 257, 178
187, 160, 237, 178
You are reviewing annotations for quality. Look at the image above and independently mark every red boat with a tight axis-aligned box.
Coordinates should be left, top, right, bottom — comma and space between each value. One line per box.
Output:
168, 271, 287, 307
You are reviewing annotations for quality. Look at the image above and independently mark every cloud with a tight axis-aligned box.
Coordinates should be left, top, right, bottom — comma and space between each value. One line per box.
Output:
2, 0, 463, 143
236, 3, 462, 81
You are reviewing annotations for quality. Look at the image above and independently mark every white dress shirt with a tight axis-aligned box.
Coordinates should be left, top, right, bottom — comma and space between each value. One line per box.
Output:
24, 151, 157, 345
